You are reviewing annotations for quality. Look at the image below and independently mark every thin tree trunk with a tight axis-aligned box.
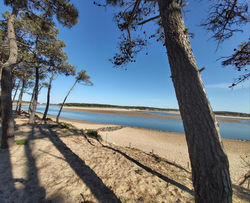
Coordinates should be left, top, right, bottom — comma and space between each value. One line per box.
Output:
1, 8, 18, 149
56, 80, 77, 122
28, 87, 35, 114
15, 91, 20, 112
15, 80, 22, 112
17, 77, 26, 113
12, 79, 20, 104
43, 69, 55, 120
157, 1, 232, 202
29, 66, 39, 124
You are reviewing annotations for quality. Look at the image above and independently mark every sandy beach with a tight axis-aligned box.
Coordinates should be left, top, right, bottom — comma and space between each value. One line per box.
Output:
43, 113, 250, 184
0, 113, 249, 202
62, 106, 249, 123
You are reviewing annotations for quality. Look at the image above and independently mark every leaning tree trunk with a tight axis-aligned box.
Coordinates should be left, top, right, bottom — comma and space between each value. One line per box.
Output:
17, 77, 26, 113
1, 8, 18, 149
28, 87, 35, 114
56, 80, 77, 122
29, 66, 39, 124
12, 79, 21, 104
157, 1, 232, 202
43, 69, 55, 120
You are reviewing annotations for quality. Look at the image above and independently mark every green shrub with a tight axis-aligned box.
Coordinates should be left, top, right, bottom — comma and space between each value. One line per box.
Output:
59, 122, 73, 129
135, 169, 143, 175
85, 129, 102, 141
151, 153, 162, 163
16, 139, 27, 145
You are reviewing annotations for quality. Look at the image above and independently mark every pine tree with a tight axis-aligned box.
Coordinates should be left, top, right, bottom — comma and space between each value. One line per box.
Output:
56, 70, 93, 122
97, 0, 237, 202
0, 0, 78, 148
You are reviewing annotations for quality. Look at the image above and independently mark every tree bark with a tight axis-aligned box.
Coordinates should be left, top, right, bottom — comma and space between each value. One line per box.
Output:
1, 8, 18, 149
29, 66, 39, 124
28, 87, 35, 114
1, 67, 15, 148
43, 69, 55, 120
0, 67, 2, 117
56, 80, 77, 122
15, 91, 20, 112
157, 1, 232, 202
17, 76, 26, 113
12, 79, 20, 104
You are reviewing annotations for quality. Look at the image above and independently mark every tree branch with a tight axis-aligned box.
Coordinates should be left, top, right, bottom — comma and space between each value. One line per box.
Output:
138, 15, 160, 25
126, 0, 141, 40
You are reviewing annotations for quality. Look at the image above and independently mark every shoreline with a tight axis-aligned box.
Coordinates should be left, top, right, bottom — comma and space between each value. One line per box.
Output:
20, 104, 250, 120
35, 112, 250, 184
62, 106, 248, 123
37, 112, 249, 140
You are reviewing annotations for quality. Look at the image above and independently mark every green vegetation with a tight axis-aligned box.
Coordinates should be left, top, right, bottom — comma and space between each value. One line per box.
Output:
15, 139, 27, 145
135, 169, 143, 175
85, 129, 102, 141
214, 111, 250, 118
62, 102, 179, 112
58, 122, 74, 129
151, 153, 162, 163
62, 103, 250, 117
56, 70, 93, 123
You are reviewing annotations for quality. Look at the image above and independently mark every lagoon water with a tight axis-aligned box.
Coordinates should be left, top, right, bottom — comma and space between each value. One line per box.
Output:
21, 105, 250, 140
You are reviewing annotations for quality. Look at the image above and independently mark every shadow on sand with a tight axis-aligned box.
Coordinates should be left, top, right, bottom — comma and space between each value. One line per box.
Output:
0, 119, 48, 202
21, 124, 46, 202
67, 124, 194, 195
38, 123, 121, 203
233, 184, 250, 202
0, 146, 17, 202
100, 143, 194, 196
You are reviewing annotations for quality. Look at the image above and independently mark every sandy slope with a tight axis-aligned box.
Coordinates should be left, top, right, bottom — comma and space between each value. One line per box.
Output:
44, 113, 250, 184
0, 115, 249, 202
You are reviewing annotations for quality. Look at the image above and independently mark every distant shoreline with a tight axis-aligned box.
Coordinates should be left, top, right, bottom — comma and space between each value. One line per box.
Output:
61, 103, 250, 117
16, 102, 250, 119
34, 112, 250, 185
62, 106, 249, 122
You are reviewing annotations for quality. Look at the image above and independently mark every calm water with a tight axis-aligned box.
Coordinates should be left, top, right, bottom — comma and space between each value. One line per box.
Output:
20, 105, 250, 140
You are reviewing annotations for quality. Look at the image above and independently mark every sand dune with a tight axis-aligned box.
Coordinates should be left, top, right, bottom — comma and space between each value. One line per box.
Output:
0, 114, 249, 202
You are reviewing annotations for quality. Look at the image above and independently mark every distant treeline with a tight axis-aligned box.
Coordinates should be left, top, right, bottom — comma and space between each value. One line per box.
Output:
61, 103, 180, 112
61, 103, 250, 118
214, 111, 250, 118
60, 103, 250, 117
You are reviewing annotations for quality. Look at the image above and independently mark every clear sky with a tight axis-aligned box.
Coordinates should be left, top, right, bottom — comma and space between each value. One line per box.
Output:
1, 0, 250, 113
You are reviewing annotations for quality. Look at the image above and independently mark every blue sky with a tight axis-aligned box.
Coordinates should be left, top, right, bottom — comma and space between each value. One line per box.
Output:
1, 0, 250, 113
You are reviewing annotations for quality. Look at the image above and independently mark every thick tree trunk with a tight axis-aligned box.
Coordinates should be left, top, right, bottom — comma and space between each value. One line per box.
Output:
1, 67, 14, 148
29, 67, 39, 124
0, 67, 2, 117
0, 92, 1, 117
1, 8, 18, 149
17, 77, 26, 113
56, 80, 77, 122
43, 69, 55, 120
157, 1, 232, 202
